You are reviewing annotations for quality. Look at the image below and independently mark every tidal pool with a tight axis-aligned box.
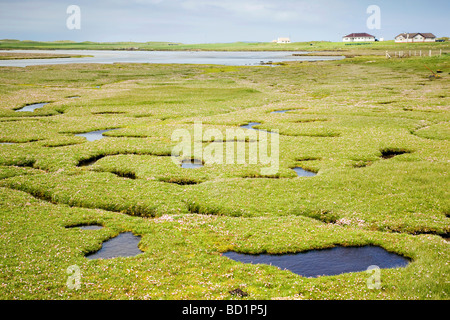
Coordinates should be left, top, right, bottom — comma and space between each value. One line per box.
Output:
240, 122, 261, 130
15, 102, 48, 112
71, 225, 103, 230
223, 246, 410, 278
292, 167, 317, 177
75, 129, 117, 141
181, 159, 204, 169
86, 232, 143, 259
271, 110, 293, 114
240, 122, 277, 134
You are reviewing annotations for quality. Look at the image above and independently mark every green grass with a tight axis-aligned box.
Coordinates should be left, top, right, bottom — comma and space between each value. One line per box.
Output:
0, 50, 449, 300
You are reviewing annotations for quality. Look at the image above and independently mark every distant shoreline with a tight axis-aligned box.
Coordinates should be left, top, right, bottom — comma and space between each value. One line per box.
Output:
0, 39, 447, 54
0, 51, 93, 60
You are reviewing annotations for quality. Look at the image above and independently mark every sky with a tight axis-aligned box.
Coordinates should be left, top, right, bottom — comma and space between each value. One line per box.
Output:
0, 0, 449, 43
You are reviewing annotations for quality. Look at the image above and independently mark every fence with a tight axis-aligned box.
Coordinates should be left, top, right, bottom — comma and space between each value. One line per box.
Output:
386, 49, 444, 58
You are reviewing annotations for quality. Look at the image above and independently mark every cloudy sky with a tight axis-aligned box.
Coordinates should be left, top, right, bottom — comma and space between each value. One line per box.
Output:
0, 0, 448, 43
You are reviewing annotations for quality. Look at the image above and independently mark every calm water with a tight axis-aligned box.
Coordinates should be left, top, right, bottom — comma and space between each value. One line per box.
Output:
240, 122, 262, 130
15, 102, 48, 112
86, 232, 143, 259
68, 224, 104, 230
240, 122, 277, 134
292, 167, 317, 177
0, 50, 344, 67
75, 129, 117, 141
181, 159, 204, 169
223, 246, 409, 278
271, 110, 293, 114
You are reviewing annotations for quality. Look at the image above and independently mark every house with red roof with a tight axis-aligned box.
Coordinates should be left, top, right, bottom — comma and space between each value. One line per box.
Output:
342, 33, 376, 42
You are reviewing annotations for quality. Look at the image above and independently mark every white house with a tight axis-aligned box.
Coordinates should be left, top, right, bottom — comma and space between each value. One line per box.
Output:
342, 33, 376, 42
395, 33, 436, 43
274, 37, 291, 44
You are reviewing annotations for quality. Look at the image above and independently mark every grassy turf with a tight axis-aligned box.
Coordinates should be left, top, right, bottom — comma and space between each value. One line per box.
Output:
0, 49, 448, 300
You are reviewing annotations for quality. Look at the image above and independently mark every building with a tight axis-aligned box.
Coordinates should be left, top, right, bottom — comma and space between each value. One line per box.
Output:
395, 33, 436, 43
273, 37, 291, 44
342, 33, 376, 42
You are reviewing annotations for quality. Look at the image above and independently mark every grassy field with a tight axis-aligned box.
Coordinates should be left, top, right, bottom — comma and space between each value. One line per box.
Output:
0, 45, 449, 300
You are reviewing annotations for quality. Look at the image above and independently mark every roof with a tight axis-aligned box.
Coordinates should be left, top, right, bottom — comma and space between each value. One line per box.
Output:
343, 33, 375, 38
395, 33, 436, 39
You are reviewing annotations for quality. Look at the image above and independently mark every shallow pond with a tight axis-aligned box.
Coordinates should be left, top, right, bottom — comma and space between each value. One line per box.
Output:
271, 110, 293, 114
292, 167, 317, 177
223, 246, 409, 278
240, 122, 277, 134
86, 232, 143, 259
240, 122, 261, 130
181, 159, 204, 169
71, 225, 104, 230
15, 102, 48, 112
75, 129, 117, 141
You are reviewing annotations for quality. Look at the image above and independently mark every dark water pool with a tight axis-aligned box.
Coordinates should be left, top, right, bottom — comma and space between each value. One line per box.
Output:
77, 155, 106, 167
86, 232, 143, 259
381, 149, 409, 159
292, 167, 317, 177
181, 159, 204, 169
223, 246, 409, 278
15, 102, 48, 112
75, 129, 117, 141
